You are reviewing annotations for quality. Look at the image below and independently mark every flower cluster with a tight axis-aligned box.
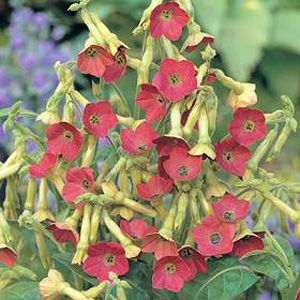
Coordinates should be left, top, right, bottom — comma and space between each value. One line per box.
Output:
0, 1, 299, 299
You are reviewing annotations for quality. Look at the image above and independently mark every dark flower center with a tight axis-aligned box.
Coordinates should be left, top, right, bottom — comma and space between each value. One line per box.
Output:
103, 254, 116, 266
89, 114, 99, 125
87, 47, 98, 58
223, 152, 232, 162
210, 233, 221, 245
116, 54, 125, 66
157, 96, 164, 104
244, 120, 254, 132
63, 130, 74, 142
181, 248, 192, 258
223, 211, 235, 222
169, 74, 181, 86
137, 143, 147, 153
161, 10, 172, 21
82, 179, 90, 190
179, 166, 189, 176
164, 262, 176, 274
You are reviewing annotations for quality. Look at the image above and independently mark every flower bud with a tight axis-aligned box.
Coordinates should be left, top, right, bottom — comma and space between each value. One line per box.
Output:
24, 178, 36, 213
3, 176, 18, 221
197, 189, 212, 216
174, 192, 188, 230
188, 189, 201, 225
158, 200, 177, 241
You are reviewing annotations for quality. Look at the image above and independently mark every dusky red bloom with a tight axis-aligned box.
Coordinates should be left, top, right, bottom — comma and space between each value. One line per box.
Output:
178, 246, 206, 281
150, 2, 188, 41
154, 136, 190, 157
212, 193, 250, 223
0, 244, 17, 267
77, 44, 114, 77
135, 84, 167, 122
120, 122, 158, 155
191, 214, 236, 256
29, 153, 57, 179
46, 223, 79, 246
120, 218, 156, 240
228, 108, 266, 147
137, 174, 173, 200
141, 232, 178, 260
163, 147, 202, 181
232, 233, 264, 257
152, 256, 191, 292
83, 102, 118, 137
215, 136, 251, 177
158, 155, 172, 180
83, 242, 129, 282
182, 32, 215, 53
46, 122, 82, 161
62, 167, 94, 208
204, 73, 216, 85
103, 46, 127, 82
153, 58, 197, 102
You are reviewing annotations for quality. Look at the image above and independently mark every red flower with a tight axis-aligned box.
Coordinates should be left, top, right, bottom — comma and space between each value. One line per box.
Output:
182, 32, 214, 53
212, 193, 249, 223
228, 108, 266, 147
137, 174, 173, 200
154, 136, 189, 157
46, 223, 79, 246
158, 155, 172, 180
215, 136, 251, 177
83, 242, 129, 282
103, 46, 127, 82
135, 84, 167, 122
153, 58, 197, 102
29, 153, 57, 179
0, 245, 17, 267
77, 44, 114, 77
178, 246, 206, 281
141, 232, 178, 260
83, 102, 118, 137
120, 218, 156, 240
152, 256, 190, 292
120, 122, 158, 155
191, 214, 236, 256
46, 122, 82, 161
232, 234, 264, 257
150, 2, 188, 41
62, 167, 94, 207
163, 147, 202, 181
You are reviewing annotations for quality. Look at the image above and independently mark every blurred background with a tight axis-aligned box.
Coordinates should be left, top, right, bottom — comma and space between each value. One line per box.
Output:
0, 1, 299, 298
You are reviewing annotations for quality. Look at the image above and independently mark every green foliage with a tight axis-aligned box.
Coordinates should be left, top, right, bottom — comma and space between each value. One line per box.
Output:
0, 282, 40, 300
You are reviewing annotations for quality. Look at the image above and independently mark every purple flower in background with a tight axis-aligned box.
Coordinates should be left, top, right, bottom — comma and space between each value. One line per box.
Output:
0, 68, 10, 87
33, 12, 48, 28
257, 291, 271, 300
0, 88, 12, 106
10, 36, 26, 50
51, 26, 66, 41
32, 69, 52, 92
18, 52, 36, 70
11, 7, 34, 24
99, 137, 110, 148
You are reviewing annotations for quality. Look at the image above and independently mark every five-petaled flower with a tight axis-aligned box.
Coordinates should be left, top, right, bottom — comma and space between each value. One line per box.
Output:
120, 121, 158, 155
152, 256, 191, 292
83, 242, 129, 282
46, 122, 82, 161
62, 167, 94, 208
83, 102, 118, 137
135, 84, 167, 122
137, 174, 173, 200
153, 58, 197, 102
163, 147, 202, 181
212, 193, 249, 223
228, 108, 266, 147
150, 2, 188, 41
77, 44, 114, 77
29, 153, 57, 179
191, 214, 236, 256
215, 136, 251, 177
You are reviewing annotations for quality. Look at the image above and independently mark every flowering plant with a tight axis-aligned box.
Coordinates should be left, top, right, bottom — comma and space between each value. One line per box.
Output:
0, 0, 299, 299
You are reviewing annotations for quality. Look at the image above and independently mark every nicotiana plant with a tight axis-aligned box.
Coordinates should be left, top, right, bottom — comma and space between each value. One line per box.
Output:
0, 0, 299, 299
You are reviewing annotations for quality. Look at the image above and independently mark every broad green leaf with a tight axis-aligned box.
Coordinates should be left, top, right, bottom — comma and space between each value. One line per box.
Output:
260, 50, 300, 99
271, 10, 300, 54
216, 4, 271, 80
0, 281, 40, 300
178, 256, 259, 300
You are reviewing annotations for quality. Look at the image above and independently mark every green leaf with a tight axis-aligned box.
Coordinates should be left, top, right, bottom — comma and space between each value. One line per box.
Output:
96, 146, 114, 162
260, 50, 300, 99
0, 282, 40, 300
216, 4, 271, 80
0, 107, 37, 118
178, 256, 259, 300
271, 10, 300, 54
